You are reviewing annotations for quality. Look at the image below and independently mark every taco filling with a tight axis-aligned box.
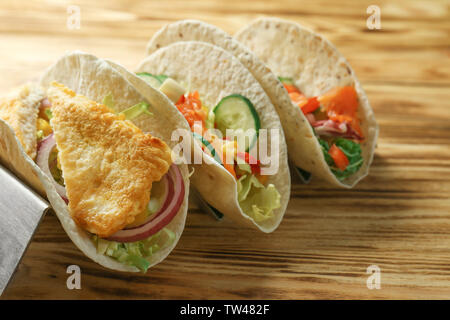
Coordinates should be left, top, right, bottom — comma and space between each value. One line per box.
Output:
280, 78, 364, 181
138, 73, 281, 223
34, 83, 184, 272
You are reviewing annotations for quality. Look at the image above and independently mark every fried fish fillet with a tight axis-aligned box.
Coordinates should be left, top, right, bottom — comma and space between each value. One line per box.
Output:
0, 84, 45, 159
48, 82, 172, 237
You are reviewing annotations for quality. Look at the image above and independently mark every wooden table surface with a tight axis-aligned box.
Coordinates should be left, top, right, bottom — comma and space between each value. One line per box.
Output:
1, 0, 449, 299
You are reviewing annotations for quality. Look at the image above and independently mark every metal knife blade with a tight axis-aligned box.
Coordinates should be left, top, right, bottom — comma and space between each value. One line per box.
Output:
0, 164, 49, 296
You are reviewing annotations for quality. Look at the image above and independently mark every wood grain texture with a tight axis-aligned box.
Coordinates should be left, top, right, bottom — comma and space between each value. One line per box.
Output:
1, 0, 449, 299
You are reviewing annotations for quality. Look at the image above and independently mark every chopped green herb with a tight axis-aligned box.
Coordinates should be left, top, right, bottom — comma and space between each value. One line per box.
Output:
318, 138, 363, 181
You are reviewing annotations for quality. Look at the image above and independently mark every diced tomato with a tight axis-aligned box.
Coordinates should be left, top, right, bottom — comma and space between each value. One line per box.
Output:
289, 92, 319, 115
176, 94, 185, 105
300, 97, 320, 114
175, 91, 207, 131
236, 151, 267, 184
236, 151, 261, 175
318, 86, 363, 138
328, 144, 349, 171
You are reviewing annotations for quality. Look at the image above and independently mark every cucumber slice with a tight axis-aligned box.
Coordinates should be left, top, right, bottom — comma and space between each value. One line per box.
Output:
214, 94, 260, 152
136, 72, 163, 88
156, 75, 168, 82
192, 132, 222, 165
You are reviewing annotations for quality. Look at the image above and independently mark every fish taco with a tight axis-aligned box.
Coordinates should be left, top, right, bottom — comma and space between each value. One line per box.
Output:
0, 51, 190, 272
235, 17, 379, 187
146, 19, 378, 187
137, 41, 291, 233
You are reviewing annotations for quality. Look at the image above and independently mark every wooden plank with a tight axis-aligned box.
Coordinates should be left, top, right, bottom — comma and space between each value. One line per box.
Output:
0, 0, 448, 87
1, 0, 450, 299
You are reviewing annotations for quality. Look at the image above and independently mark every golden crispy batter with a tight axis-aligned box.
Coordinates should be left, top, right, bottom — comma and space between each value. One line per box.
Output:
47, 82, 172, 237
0, 84, 45, 159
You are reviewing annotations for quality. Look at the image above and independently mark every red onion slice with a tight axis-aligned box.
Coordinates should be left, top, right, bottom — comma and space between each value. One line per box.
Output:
37, 133, 184, 242
313, 119, 362, 141
36, 133, 68, 202
305, 113, 316, 125
107, 164, 185, 243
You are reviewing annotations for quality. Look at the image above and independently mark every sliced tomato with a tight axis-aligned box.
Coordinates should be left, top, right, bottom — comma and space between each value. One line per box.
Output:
236, 151, 261, 175
175, 94, 185, 105
328, 144, 349, 171
236, 151, 267, 183
289, 92, 320, 115
300, 97, 320, 114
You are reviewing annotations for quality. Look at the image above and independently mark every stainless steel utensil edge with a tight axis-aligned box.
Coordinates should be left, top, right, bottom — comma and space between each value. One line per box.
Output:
0, 164, 49, 296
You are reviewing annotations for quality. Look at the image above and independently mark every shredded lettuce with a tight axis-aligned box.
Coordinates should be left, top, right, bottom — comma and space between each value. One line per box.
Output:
319, 137, 363, 181
102, 93, 152, 120
92, 228, 176, 273
102, 93, 116, 111
119, 101, 153, 120
237, 174, 262, 202
237, 174, 281, 223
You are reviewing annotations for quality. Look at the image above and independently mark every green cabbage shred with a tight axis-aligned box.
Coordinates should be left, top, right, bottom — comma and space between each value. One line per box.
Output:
237, 174, 281, 223
92, 228, 176, 273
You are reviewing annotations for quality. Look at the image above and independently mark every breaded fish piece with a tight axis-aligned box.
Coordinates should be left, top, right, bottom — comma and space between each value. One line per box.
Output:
0, 84, 45, 159
48, 82, 172, 237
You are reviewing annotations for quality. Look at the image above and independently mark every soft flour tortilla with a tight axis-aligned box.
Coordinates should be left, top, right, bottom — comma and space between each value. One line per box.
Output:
0, 85, 46, 195
137, 41, 290, 233
146, 20, 309, 176
0, 84, 45, 159
0, 51, 189, 272
146, 19, 378, 187
235, 18, 378, 187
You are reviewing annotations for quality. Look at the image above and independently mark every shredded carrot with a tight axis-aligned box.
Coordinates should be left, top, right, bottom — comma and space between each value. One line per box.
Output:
318, 86, 363, 137
283, 83, 301, 94
175, 91, 207, 130
224, 162, 237, 179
